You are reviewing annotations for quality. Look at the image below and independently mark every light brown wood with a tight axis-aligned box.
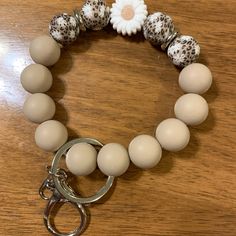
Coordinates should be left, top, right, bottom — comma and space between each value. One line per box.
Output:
0, 1, 236, 235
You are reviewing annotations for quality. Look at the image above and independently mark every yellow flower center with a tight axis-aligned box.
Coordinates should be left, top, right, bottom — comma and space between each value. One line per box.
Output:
121, 5, 135, 20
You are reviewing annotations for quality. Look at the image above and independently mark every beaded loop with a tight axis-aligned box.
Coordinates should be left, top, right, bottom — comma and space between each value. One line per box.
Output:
20, 1, 213, 235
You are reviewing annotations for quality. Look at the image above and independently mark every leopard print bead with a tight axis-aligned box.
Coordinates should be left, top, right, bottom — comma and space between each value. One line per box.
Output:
80, 0, 110, 30
167, 35, 200, 67
143, 12, 175, 46
49, 13, 80, 46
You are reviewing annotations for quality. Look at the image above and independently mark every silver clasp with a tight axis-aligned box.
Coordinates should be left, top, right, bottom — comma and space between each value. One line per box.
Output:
39, 168, 88, 236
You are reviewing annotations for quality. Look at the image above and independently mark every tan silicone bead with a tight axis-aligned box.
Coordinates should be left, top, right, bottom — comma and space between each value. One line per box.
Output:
128, 134, 162, 169
29, 35, 61, 66
20, 64, 53, 93
174, 93, 209, 126
23, 93, 56, 123
155, 118, 190, 152
66, 143, 97, 176
35, 120, 68, 152
97, 143, 130, 177
179, 63, 213, 94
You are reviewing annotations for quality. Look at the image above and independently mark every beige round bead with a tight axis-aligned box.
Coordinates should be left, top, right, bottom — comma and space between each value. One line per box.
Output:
29, 35, 61, 66
128, 134, 162, 169
35, 120, 68, 152
174, 93, 209, 126
155, 118, 190, 152
66, 143, 97, 176
179, 63, 212, 94
20, 64, 53, 93
23, 93, 56, 123
97, 143, 130, 177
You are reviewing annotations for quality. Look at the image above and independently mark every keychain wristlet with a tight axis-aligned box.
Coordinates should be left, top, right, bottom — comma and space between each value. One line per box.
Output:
20, 0, 213, 235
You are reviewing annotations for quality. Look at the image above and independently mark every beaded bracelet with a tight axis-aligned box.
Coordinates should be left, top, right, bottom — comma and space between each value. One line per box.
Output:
20, 0, 213, 235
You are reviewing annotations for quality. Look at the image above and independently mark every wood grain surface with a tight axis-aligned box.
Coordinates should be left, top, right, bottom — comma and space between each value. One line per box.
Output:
0, 0, 235, 235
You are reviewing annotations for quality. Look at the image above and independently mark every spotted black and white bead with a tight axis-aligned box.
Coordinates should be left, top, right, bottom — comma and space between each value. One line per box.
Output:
49, 13, 80, 46
80, 0, 110, 30
143, 12, 175, 46
167, 35, 200, 67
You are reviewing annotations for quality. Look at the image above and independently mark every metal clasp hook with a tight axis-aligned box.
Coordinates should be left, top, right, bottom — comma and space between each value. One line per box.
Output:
39, 168, 88, 236
39, 173, 54, 200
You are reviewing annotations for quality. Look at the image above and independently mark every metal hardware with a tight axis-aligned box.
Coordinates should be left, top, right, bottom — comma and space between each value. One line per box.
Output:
73, 9, 86, 31
161, 30, 179, 51
39, 138, 115, 236
40, 172, 87, 236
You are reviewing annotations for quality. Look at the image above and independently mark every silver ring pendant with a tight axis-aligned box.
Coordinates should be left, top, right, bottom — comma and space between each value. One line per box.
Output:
50, 138, 115, 204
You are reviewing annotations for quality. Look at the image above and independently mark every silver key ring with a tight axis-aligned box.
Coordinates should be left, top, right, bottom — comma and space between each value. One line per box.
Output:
50, 138, 115, 204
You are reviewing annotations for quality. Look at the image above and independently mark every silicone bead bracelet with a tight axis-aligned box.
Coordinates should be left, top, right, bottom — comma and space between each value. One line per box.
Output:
20, 1, 213, 235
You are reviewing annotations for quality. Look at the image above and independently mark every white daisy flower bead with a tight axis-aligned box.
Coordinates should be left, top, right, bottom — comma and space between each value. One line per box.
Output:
110, 0, 148, 36
80, 0, 110, 30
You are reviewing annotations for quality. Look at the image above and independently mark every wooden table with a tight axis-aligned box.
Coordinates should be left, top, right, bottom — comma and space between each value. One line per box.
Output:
0, 1, 235, 235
